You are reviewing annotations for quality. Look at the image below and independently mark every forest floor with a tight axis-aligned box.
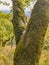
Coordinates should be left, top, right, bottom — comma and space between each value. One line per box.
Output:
0, 45, 49, 65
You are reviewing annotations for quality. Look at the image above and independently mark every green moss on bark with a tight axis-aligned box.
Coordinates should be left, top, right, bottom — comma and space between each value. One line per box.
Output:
12, 0, 26, 44
13, 0, 49, 65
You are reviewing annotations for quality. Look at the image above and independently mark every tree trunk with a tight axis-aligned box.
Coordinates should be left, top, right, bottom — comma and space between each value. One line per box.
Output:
13, 0, 49, 65
12, 0, 26, 44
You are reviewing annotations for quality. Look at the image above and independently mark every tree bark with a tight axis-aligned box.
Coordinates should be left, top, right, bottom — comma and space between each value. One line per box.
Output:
13, 0, 49, 65
12, 0, 26, 44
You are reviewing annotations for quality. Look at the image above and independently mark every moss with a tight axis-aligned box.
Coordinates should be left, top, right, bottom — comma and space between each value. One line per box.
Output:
13, 0, 49, 65
12, 0, 26, 45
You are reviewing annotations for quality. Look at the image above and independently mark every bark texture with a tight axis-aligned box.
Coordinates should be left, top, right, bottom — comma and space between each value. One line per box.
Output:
13, 0, 49, 65
12, 0, 26, 44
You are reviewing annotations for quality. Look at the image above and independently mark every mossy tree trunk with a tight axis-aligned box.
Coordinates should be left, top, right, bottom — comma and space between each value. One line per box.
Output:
12, 0, 26, 44
13, 0, 49, 65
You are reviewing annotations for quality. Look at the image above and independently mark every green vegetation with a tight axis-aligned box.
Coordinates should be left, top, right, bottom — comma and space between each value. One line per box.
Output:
0, 46, 49, 65
0, 46, 15, 65
44, 28, 49, 50
12, 0, 29, 44
13, 0, 49, 65
0, 12, 14, 46
0, 0, 49, 65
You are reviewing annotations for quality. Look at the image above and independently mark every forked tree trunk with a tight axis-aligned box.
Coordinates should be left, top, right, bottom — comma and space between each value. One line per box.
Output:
13, 0, 49, 65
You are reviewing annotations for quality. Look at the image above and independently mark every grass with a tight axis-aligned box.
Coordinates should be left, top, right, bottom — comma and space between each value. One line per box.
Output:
0, 45, 49, 65
0, 45, 16, 65
39, 50, 49, 65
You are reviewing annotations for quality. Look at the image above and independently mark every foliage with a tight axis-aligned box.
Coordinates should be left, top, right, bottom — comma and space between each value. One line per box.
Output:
0, 1, 10, 6
0, 12, 12, 20
0, 18, 13, 46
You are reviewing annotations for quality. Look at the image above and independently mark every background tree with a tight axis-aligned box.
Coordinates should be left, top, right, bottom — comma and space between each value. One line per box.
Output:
0, 12, 11, 20
13, 0, 49, 65
0, 12, 14, 47
0, 0, 10, 6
